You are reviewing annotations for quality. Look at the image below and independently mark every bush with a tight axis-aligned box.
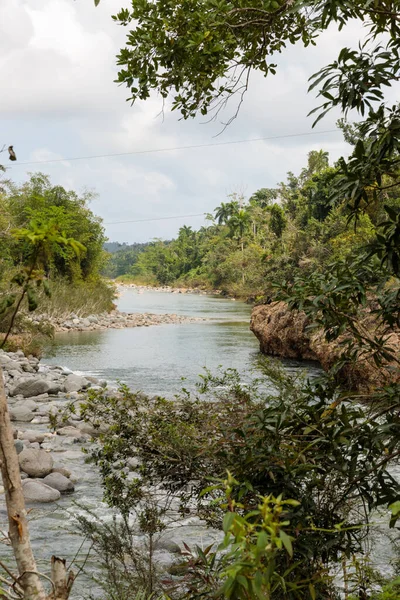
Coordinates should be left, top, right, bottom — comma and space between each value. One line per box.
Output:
77, 363, 400, 598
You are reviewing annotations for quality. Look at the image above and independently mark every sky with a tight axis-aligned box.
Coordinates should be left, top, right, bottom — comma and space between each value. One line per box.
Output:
0, 0, 376, 243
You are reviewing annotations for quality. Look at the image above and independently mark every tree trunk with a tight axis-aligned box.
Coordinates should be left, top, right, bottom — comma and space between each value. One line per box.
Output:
0, 365, 47, 599
0, 366, 74, 599
49, 556, 74, 600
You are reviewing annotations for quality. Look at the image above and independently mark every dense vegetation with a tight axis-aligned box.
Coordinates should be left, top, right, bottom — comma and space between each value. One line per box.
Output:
74, 0, 400, 599
102, 241, 151, 279
108, 147, 392, 298
0, 172, 115, 344
0, 1, 399, 599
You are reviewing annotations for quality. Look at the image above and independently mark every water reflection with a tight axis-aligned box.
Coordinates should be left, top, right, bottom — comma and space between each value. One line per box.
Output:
44, 290, 321, 396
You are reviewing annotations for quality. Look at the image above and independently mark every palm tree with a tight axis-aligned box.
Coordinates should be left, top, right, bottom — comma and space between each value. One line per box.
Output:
214, 200, 240, 225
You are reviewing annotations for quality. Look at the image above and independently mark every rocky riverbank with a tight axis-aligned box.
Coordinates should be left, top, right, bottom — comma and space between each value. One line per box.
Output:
250, 301, 400, 390
117, 282, 221, 295
26, 309, 206, 333
0, 347, 220, 580
1, 348, 104, 503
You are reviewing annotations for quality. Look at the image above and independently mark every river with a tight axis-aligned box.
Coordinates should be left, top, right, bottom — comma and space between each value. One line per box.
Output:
1, 290, 323, 598
44, 287, 319, 395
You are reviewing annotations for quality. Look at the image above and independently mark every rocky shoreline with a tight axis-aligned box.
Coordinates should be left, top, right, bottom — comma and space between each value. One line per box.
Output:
26, 309, 206, 333
0, 347, 220, 582
116, 282, 222, 296
1, 348, 106, 503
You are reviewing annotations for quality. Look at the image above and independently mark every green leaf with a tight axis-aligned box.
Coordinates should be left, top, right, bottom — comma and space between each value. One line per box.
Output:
279, 530, 293, 557
223, 512, 235, 533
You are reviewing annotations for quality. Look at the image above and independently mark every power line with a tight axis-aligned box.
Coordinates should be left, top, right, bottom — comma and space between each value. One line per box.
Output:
12, 129, 340, 167
105, 213, 206, 225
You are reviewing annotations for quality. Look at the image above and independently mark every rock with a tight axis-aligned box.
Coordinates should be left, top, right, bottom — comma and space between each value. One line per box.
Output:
14, 440, 24, 454
64, 374, 89, 393
25, 393, 49, 403
18, 430, 46, 443
250, 301, 400, 391
22, 480, 61, 503
31, 416, 50, 424
57, 426, 85, 437
127, 457, 141, 470
156, 538, 182, 554
9, 369, 23, 379
20, 399, 38, 411
10, 378, 51, 398
0, 356, 21, 371
18, 448, 54, 477
43, 472, 75, 493
20, 362, 35, 373
52, 463, 72, 478
9, 406, 34, 422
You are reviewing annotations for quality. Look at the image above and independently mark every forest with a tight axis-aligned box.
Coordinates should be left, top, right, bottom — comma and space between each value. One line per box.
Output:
0, 172, 114, 351
0, 1, 399, 600
107, 144, 394, 299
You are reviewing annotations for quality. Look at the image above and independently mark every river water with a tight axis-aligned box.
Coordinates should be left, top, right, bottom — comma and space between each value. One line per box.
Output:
1, 290, 325, 598
44, 288, 318, 395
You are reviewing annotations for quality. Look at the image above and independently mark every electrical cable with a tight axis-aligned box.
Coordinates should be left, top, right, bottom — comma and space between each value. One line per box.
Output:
12, 129, 340, 167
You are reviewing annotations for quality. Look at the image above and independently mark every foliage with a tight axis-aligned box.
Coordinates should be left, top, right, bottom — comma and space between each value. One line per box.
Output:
106, 152, 381, 298
113, 2, 399, 128
0, 173, 114, 331
78, 362, 400, 598
76, 509, 167, 599
1, 173, 107, 282
0, 219, 85, 348
113, 0, 312, 122
102, 242, 150, 279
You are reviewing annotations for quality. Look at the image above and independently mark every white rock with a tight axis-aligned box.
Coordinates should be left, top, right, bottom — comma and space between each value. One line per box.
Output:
22, 480, 61, 503
18, 448, 54, 477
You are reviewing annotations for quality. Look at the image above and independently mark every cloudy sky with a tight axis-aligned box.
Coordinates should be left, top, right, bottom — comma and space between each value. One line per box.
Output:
0, 0, 371, 243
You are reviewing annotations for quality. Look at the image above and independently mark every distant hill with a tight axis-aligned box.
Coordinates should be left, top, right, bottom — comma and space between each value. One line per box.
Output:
103, 241, 151, 254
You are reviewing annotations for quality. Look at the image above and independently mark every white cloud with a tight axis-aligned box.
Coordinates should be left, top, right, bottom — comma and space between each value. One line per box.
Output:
0, 3, 386, 242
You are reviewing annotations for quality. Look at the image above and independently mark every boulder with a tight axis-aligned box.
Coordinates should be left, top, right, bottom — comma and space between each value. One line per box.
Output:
52, 463, 72, 478
22, 480, 61, 503
20, 362, 35, 373
64, 374, 89, 393
18, 430, 46, 444
10, 378, 51, 398
9, 406, 34, 422
57, 426, 87, 439
18, 448, 53, 477
156, 537, 182, 554
43, 472, 74, 493
250, 301, 400, 391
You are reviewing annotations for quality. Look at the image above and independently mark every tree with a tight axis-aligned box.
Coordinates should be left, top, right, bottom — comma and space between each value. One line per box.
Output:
214, 200, 240, 225
299, 150, 329, 184
4, 174, 106, 282
112, 2, 398, 126
249, 188, 278, 209
0, 221, 77, 599
269, 204, 286, 238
